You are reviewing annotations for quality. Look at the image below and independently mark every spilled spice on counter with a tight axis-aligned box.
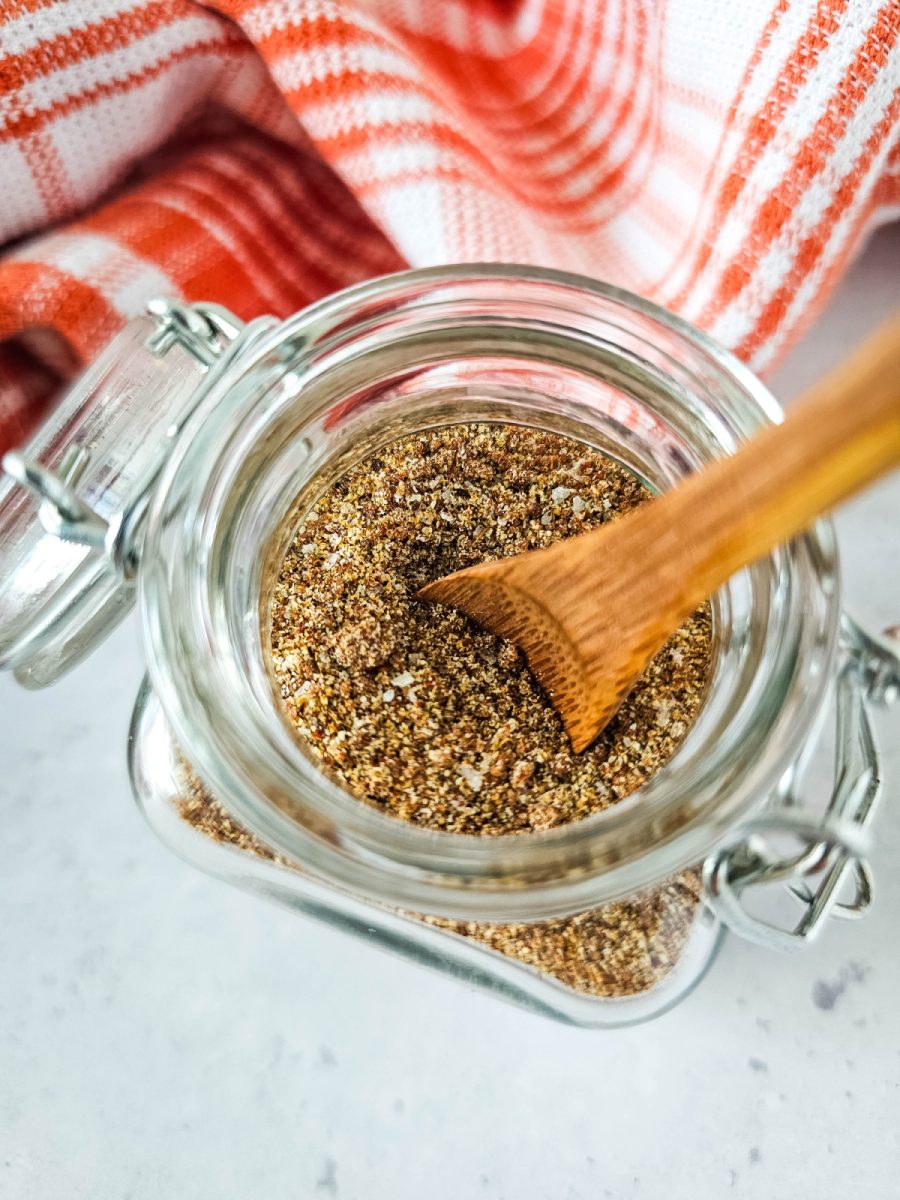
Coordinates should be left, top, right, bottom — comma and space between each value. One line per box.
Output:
177, 422, 713, 999
269, 424, 712, 834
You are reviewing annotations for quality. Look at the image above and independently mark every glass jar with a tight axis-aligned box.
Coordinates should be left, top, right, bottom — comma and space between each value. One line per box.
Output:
1, 268, 897, 1028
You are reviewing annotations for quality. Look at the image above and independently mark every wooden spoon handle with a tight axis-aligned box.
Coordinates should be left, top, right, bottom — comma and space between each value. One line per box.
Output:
676, 316, 900, 575
614, 314, 900, 600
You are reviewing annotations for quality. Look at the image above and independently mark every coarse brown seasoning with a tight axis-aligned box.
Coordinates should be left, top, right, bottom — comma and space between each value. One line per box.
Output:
269, 423, 712, 835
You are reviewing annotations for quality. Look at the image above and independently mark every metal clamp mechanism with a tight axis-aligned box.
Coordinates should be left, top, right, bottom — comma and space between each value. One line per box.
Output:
703, 651, 891, 951
0, 300, 249, 577
144, 298, 246, 367
2, 444, 107, 549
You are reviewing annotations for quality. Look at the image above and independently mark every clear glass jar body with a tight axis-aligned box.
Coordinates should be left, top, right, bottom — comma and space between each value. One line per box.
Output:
120, 267, 858, 1027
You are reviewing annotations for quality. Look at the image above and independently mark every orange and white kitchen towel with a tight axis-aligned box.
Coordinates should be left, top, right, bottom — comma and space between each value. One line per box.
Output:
1, 0, 898, 452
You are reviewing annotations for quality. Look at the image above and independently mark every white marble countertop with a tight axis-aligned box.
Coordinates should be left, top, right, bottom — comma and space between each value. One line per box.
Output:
2, 228, 899, 1199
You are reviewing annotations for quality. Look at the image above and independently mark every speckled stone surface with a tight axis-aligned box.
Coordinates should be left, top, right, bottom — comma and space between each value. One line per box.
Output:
2, 226, 899, 1199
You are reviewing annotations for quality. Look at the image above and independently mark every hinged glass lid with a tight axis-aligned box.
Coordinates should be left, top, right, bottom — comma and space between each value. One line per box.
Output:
0, 301, 271, 687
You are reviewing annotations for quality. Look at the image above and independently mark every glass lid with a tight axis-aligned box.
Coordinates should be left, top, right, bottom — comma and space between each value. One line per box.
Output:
0, 301, 271, 686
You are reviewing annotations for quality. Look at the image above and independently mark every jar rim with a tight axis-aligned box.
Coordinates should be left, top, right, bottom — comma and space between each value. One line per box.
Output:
139, 265, 841, 920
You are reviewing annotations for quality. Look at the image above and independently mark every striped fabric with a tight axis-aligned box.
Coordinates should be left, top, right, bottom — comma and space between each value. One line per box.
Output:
1, 0, 898, 453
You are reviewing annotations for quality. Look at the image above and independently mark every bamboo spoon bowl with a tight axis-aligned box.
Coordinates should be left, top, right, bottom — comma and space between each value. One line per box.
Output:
420, 316, 900, 753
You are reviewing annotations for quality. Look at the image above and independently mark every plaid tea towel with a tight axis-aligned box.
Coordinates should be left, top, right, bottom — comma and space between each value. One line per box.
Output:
0, 0, 898, 451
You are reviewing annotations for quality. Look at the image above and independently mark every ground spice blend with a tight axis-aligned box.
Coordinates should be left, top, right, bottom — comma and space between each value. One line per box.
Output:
269, 425, 711, 834
182, 423, 714, 1000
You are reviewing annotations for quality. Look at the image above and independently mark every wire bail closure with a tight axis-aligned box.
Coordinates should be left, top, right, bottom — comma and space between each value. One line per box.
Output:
2, 445, 108, 549
702, 642, 896, 950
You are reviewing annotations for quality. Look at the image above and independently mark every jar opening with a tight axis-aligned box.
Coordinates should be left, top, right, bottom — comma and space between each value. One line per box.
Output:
140, 266, 840, 920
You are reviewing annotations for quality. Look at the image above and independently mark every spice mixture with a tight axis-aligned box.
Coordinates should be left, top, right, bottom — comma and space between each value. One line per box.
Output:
178, 422, 713, 999
269, 424, 711, 834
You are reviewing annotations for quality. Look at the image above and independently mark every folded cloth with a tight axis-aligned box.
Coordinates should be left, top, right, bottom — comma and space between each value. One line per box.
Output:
0, 0, 898, 451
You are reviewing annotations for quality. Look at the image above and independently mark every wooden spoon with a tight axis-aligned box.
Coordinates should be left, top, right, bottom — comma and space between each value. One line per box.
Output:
420, 316, 900, 753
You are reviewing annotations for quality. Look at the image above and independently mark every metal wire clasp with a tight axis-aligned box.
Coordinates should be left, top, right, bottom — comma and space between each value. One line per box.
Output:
702, 649, 893, 951
2, 444, 107, 548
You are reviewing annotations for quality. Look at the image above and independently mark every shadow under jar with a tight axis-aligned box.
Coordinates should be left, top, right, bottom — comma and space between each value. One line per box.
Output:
3, 268, 894, 1028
